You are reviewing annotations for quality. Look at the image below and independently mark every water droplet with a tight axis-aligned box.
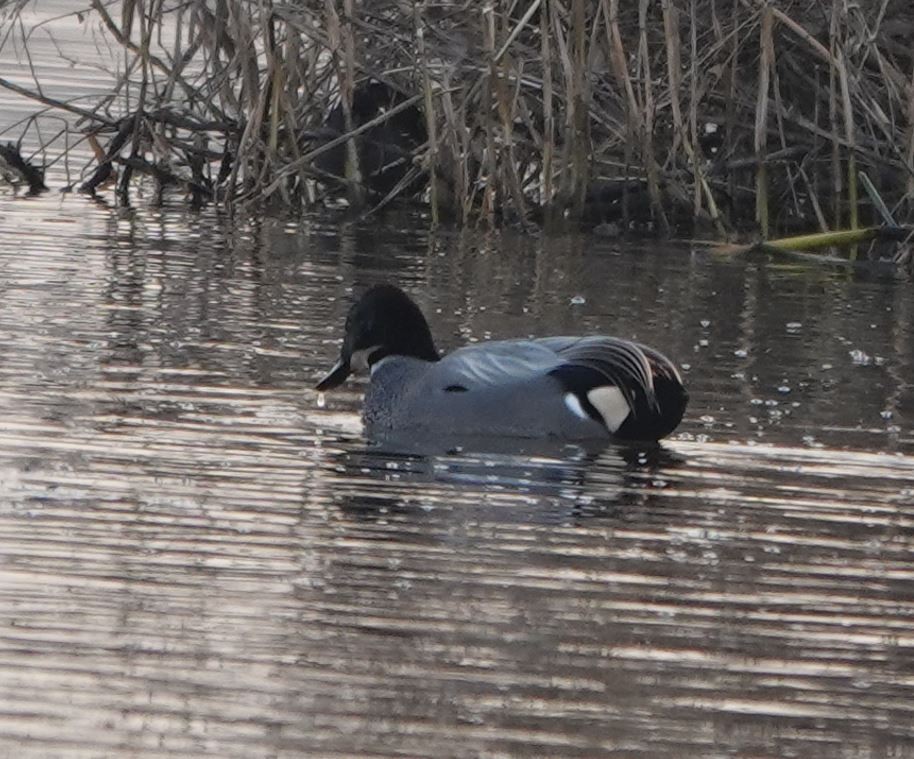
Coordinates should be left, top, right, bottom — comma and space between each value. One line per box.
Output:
786, 321, 802, 331
317, 392, 326, 408
777, 385, 791, 394
700, 319, 711, 328
570, 295, 586, 305
734, 348, 748, 358
849, 349, 872, 366
880, 410, 893, 420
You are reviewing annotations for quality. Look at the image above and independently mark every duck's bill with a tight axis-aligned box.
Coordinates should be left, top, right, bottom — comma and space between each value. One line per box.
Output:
315, 358, 350, 391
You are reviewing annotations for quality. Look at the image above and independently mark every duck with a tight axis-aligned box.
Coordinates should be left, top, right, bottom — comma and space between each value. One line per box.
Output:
315, 284, 688, 442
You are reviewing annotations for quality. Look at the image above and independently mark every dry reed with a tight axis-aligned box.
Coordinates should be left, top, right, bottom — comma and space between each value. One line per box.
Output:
1, 0, 912, 236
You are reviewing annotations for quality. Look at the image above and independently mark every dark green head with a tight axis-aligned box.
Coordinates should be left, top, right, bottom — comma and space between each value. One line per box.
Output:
315, 284, 439, 391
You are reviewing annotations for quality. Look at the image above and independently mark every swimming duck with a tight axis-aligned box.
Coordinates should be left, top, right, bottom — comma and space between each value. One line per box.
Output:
316, 284, 688, 442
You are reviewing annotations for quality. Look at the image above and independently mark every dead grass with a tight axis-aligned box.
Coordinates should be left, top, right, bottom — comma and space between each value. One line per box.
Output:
1, 0, 912, 236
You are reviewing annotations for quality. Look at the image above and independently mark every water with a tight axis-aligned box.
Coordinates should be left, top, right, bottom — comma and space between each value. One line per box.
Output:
0, 190, 911, 758
2, 6, 914, 758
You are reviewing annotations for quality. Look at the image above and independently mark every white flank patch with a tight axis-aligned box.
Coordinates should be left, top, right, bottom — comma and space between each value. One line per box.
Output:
587, 386, 630, 432
563, 393, 589, 420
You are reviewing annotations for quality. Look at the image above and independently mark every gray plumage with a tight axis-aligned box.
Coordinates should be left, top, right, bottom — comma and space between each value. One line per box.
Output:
316, 285, 688, 442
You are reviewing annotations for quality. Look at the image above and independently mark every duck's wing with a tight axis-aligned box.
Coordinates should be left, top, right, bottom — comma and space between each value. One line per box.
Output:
398, 340, 608, 439
409, 337, 685, 441
536, 336, 686, 438
538, 336, 653, 406
428, 340, 564, 390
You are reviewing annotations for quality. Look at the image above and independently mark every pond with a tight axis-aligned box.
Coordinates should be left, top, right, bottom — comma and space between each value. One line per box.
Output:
2, 1, 914, 754
0, 187, 912, 757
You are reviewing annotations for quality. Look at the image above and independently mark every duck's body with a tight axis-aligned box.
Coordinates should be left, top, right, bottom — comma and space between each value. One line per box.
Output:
317, 285, 688, 442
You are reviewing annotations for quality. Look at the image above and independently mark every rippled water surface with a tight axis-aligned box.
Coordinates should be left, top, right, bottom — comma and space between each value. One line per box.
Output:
0, 189, 912, 759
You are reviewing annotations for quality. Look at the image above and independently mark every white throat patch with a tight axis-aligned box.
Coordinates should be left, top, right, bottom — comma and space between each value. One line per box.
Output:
350, 345, 382, 372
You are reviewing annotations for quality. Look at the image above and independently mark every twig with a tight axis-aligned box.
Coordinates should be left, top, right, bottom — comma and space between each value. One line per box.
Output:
0, 76, 116, 126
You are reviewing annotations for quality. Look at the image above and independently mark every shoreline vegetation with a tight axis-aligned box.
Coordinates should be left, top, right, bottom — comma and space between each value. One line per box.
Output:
1, 1, 913, 245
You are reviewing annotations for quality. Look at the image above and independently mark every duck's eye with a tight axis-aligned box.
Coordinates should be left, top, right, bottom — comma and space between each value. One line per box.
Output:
444, 384, 468, 393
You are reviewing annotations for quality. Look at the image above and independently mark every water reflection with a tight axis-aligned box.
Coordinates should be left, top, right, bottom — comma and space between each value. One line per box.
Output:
324, 438, 687, 522
303, 435, 914, 758
0, 189, 912, 757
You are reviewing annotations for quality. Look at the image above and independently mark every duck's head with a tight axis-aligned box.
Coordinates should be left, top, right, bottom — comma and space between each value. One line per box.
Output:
315, 284, 439, 391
